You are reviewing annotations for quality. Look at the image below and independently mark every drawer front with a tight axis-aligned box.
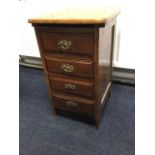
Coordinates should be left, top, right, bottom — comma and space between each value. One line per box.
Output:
52, 93, 95, 115
49, 76, 94, 98
40, 32, 94, 56
45, 57, 94, 78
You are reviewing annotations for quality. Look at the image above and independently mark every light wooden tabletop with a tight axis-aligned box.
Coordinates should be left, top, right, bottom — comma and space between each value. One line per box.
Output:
28, 8, 120, 24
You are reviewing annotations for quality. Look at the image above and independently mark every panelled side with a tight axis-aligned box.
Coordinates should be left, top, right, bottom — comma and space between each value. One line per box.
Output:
98, 20, 116, 107
33, 25, 57, 114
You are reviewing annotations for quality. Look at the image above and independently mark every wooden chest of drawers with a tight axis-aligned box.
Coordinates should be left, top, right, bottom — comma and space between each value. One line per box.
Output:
29, 8, 120, 127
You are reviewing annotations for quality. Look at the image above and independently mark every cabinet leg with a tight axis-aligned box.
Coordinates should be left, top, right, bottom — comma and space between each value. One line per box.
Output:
108, 90, 111, 98
51, 103, 57, 116
48, 91, 57, 116
95, 119, 100, 128
95, 111, 101, 128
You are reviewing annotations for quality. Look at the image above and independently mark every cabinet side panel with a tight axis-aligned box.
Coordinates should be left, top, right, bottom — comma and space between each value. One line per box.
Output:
33, 25, 56, 115
99, 21, 115, 105
33, 26, 50, 87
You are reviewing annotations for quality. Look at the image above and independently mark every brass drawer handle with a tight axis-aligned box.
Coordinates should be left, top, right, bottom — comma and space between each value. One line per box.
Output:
57, 39, 72, 50
61, 64, 74, 73
66, 101, 78, 107
64, 83, 76, 90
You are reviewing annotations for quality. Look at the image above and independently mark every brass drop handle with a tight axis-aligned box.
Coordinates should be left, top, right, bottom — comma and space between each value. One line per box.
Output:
64, 83, 76, 90
66, 101, 78, 107
57, 39, 72, 50
61, 64, 74, 73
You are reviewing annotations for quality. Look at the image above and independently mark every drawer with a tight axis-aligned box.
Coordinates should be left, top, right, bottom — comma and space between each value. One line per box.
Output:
52, 93, 95, 116
49, 76, 94, 98
40, 32, 94, 56
45, 57, 94, 78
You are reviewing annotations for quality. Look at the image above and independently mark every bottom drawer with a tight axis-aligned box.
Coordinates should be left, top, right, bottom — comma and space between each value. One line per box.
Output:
52, 93, 95, 116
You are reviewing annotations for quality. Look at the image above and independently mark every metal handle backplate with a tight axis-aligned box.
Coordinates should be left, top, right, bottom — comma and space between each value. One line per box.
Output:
66, 101, 78, 107
57, 39, 72, 50
64, 83, 76, 90
61, 64, 74, 73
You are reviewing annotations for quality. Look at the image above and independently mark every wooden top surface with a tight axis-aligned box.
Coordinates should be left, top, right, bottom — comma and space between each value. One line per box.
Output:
28, 8, 120, 24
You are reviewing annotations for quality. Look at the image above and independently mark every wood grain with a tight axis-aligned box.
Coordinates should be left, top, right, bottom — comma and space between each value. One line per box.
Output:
45, 57, 94, 78
30, 9, 119, 127
40, 31, 94, 56
49, 75, 94, 98
28, 8, 120, 24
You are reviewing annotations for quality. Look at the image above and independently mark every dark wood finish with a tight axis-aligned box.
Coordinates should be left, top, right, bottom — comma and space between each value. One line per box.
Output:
52, 93, 95, 116
31, 20, 117, 127
49, 75, 94, 98
98, 20, 115, 104
40, 32, 94, 56
37, 25, 95, 33
45, 57, 94, 78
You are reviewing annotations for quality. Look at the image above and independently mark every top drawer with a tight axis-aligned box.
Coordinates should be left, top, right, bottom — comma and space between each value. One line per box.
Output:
40, 32, 94, 56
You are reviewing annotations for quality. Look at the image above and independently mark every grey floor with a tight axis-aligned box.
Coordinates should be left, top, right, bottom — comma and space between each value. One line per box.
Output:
19, 66, 135, 155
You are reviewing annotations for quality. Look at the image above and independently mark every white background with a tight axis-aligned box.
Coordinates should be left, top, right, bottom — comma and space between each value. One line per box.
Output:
0, 0, 155, 155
